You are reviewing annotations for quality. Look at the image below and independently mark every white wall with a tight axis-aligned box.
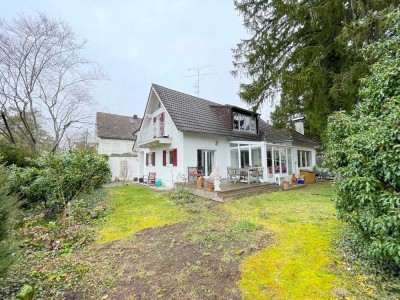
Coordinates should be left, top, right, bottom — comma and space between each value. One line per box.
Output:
139, 133, 230, 188
108, 156, 139, 181
98, 138, 134, 155
137, 99, 185, 187
141, 128, 184, 188
97, 138, 136, 182
182, 133, 230, 179
292, 143, 317, 177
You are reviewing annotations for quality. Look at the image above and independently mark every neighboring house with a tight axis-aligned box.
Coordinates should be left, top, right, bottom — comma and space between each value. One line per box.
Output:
134, 84, 320, 188
96, 112, 142, 181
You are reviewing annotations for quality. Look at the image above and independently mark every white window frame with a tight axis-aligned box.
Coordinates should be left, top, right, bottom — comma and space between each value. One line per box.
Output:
148, 151, 155, 166
297, 150, 312, 168
233, 112, 257, 134
167, 149, 174, 166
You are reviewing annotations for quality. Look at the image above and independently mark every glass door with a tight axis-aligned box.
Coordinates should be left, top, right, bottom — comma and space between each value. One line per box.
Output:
197, 150, 215, 176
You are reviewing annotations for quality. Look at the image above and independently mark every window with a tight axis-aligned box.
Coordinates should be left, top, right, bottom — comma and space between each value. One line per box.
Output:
146, 152, 155, 166
162, 149, 177, 166
230, 150, 239, 168
233, 112, 257, 133
168, 150, 173, 165
297, 150, 312, 168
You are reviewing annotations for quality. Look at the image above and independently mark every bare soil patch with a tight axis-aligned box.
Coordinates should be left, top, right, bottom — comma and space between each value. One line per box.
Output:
65, 220, 272, 300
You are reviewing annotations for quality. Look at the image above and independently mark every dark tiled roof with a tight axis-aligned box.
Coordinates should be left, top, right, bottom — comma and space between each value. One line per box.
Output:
152, 84, 320, 146
152, 84, 263, 140
261, 122, 321, 146
96, 112, 142, 141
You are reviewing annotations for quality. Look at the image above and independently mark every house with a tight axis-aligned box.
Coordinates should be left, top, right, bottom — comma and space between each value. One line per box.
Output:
134, 84, 320, 188
96, 112, 142, 181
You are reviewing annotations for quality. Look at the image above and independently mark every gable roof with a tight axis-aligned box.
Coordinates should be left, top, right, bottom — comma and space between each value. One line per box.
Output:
96, 112, 142, 141
151, 84, 320, 146
152, 84, 262, 140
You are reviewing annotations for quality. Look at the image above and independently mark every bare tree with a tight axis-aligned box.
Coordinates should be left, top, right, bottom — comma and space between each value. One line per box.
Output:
0, 13, 106, 153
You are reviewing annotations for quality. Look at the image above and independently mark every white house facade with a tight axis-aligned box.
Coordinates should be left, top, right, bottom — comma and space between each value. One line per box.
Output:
96, 112, 142, 181
135, 84, 320, 188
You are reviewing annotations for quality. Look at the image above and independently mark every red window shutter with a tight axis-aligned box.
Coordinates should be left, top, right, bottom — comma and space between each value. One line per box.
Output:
160, 112, 165, 123
146, 153, 148, 166
152, 152, 156, 166
153, 116, 156, 123
163, 150, 166, 166
172, 148, 177, 166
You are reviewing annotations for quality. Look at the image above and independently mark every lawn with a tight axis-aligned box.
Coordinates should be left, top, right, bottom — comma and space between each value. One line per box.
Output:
97, 185, 187, 244
65, 183, 368, 299
223, 183, 345, 299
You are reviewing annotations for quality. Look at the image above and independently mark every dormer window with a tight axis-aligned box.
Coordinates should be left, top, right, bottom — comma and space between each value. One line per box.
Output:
233, 112, 257, 133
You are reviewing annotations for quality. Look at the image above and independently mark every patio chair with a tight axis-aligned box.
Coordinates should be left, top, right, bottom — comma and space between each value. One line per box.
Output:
188, 167, 203, 182
227, 167, 241, 183
143, 172, 156, 186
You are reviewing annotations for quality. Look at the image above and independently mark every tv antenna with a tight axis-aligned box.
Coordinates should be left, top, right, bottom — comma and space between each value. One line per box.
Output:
184, 65, 216, 97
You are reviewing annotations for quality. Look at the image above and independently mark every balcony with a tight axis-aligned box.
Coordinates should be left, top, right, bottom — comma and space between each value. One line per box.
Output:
136, 122, 173, 148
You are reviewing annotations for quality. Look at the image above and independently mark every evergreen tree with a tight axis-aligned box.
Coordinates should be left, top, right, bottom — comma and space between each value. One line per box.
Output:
232, 0, 400, 140
325, 9, 400, 266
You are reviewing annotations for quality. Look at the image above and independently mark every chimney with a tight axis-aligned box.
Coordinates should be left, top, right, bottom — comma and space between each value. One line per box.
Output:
292, 115, 304, 135
133, 114, 138, 119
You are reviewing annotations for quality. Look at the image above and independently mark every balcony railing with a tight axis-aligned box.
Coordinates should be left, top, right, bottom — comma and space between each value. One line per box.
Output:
136, 122, 172, 146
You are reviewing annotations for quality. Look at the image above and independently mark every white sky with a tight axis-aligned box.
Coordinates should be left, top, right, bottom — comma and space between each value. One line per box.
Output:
0, 0, 276, 120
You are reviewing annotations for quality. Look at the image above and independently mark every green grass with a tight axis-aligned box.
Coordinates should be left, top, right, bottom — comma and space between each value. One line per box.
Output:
223, 183, 346, 300
95, 183, 364, 299
97, 185, 187, 244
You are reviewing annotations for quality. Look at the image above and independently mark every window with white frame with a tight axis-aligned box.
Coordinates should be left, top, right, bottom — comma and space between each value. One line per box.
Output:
146, 152, 155, 166
297, 150, 312, 168
233, 112, 257, 133
167, 149, 173, 165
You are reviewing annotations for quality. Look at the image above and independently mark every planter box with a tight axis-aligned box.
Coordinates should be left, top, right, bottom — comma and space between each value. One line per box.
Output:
300, 170, 316, 184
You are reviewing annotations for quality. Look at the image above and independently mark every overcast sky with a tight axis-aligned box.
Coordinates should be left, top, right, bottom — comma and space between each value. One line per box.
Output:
0, 0, 275, 121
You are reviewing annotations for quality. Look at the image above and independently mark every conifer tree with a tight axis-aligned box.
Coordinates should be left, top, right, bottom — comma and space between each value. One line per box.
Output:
232, 0, 400, 140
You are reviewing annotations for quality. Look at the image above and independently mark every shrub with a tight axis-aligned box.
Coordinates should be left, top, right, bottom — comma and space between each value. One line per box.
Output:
0, 141, 34, 167
325, 10, 400, 266
0, 165, 20, 276
9, 150, 111, 209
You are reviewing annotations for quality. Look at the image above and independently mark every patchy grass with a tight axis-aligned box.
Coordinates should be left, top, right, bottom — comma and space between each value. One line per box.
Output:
97, 185, 187, 244
223, 183, 348, 299
6, 182, 392, 299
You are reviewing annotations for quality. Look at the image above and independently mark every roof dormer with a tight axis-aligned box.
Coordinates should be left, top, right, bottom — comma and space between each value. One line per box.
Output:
231, 107, 259, 134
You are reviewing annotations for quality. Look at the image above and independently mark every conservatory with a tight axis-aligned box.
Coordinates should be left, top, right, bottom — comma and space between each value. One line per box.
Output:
229, 141, 304, 185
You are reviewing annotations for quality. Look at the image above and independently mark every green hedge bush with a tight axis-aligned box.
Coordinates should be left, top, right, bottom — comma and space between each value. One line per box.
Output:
325, 11, 400, 266
9, 150, 111, 209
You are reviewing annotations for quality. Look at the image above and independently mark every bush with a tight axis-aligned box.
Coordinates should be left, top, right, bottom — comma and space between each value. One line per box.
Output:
0, 165, 20, 277
325, 11, 400, 266
0, 188, 109, 299
9, 150, 111, 209
0, 141, 34, 167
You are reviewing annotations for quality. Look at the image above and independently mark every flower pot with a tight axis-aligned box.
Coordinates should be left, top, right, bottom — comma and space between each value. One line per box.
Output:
282, 181, 290, 189
197, 176, 205, 188
209, 182, 214, 191
291, 173, 297, 183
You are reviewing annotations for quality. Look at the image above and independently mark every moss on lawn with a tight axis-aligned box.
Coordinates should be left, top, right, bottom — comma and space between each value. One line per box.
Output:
97, 185, 187, 244
224, 183, 346, 299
